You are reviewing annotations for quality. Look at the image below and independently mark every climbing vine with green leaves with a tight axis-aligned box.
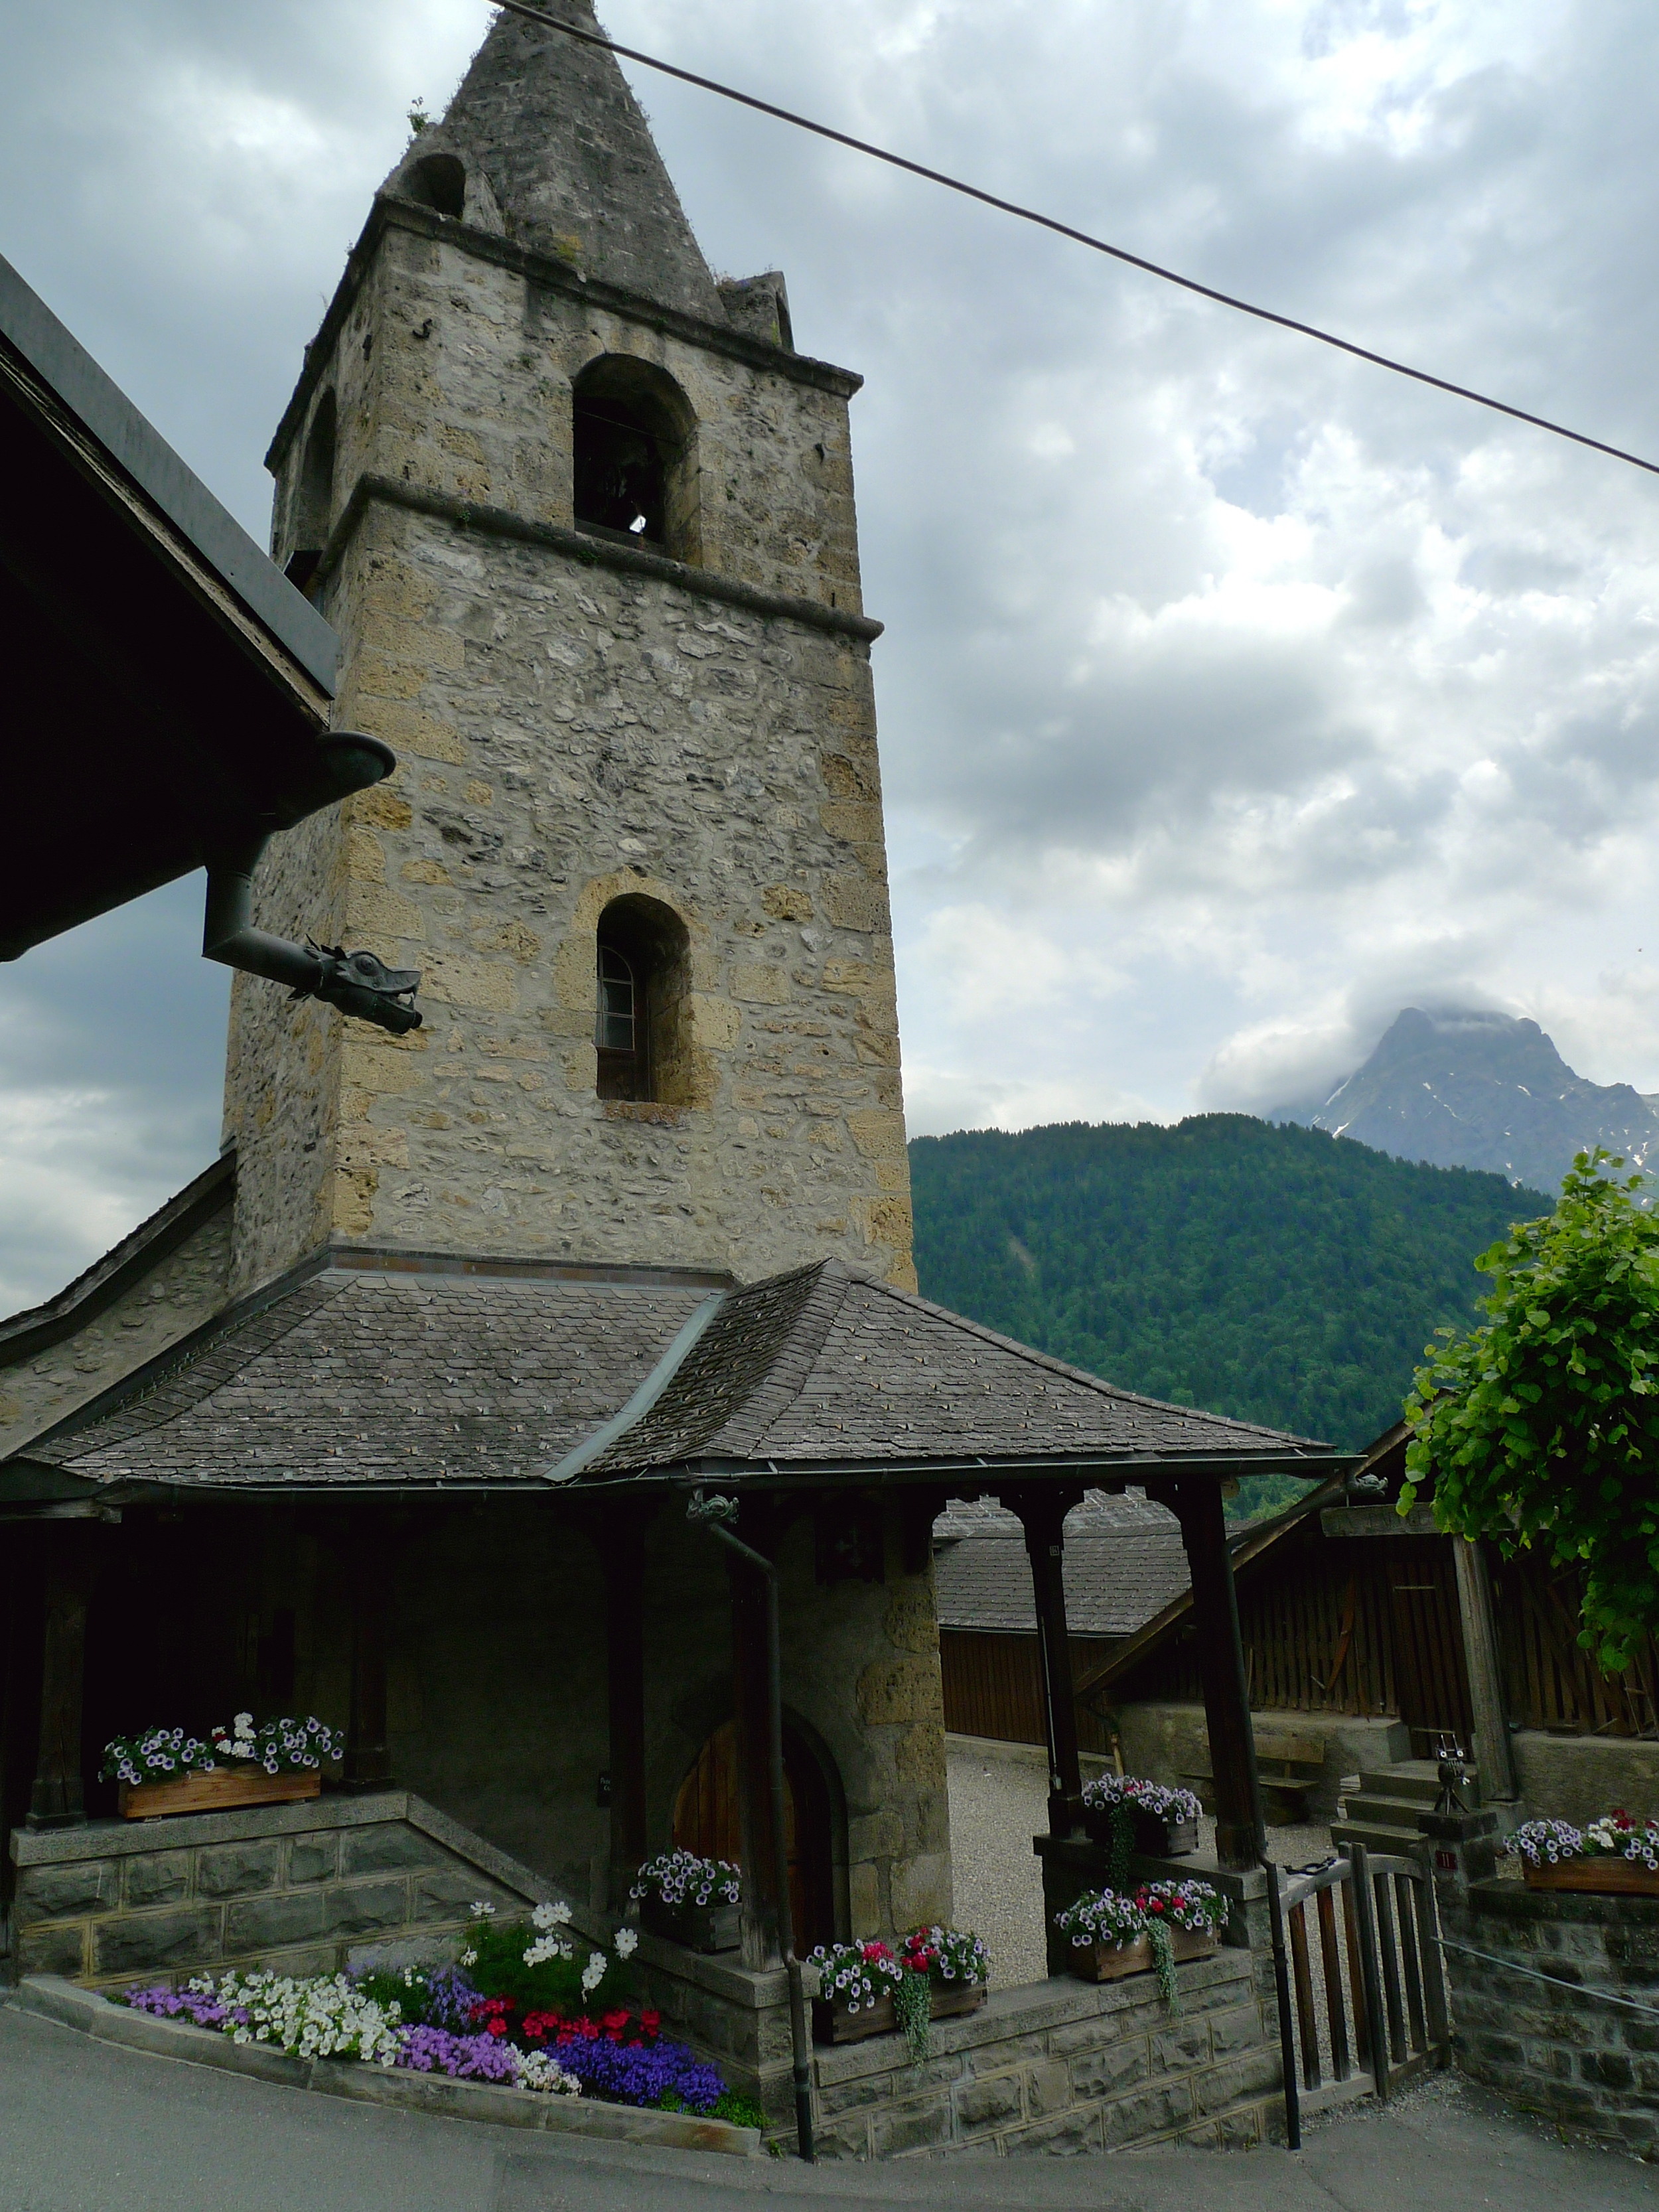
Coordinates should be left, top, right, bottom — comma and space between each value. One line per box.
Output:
1401, 1151, 1659, 1674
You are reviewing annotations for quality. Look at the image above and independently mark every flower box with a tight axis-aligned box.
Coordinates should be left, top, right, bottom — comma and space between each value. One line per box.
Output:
1067, 1925, 1216, 1984
811, 1982, 986, 2045
1082, 1805, 1200, 1858
1523, 1858, 1659, 1897
119, 1769, 321, 1820
638, 1894, 743, 1953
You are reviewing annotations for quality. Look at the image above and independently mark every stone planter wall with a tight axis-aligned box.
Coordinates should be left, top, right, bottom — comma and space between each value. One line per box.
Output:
812, 1947, 1281, 2158
7, 1791, 538, 1990
1445, 1876, 1659, 2152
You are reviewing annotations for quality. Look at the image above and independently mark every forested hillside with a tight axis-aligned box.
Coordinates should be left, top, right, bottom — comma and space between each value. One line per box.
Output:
909, 1116, 1551, 1509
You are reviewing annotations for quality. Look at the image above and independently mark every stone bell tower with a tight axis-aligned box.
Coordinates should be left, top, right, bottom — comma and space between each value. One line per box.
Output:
223, 1, 914, 1298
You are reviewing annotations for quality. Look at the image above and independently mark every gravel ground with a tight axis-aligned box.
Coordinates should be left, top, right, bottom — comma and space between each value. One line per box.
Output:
946, 1734, 1336, 1988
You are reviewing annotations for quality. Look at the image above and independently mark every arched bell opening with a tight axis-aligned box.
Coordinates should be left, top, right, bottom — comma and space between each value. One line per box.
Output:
572, 356, 699, 563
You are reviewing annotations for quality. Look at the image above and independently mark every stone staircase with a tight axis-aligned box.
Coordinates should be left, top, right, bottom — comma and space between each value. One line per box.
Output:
1330, 1759, 1479, 1857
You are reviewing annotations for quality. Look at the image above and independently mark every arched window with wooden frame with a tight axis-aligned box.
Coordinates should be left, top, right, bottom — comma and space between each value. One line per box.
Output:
595, 894, 691, 1104
572, 356, 699, 563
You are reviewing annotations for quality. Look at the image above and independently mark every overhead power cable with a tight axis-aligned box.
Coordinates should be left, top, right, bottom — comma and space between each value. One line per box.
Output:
486, 0, 1658, 480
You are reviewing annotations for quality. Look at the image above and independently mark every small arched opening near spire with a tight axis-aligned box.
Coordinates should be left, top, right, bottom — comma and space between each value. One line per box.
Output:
285, 389, 336, 597
595, 893, 693, 1103
405, 152, 468, 220
572, 356, 699, 563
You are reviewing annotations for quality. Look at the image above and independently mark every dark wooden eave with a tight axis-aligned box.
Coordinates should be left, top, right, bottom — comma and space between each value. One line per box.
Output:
0, 254, 362, 959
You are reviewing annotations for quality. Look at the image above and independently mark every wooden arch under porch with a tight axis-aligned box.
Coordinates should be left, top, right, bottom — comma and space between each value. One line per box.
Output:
1, 1246, 1344, 1988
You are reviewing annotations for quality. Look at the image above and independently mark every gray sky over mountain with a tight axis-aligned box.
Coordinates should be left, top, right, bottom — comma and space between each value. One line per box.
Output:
3, 0, 1659, 1309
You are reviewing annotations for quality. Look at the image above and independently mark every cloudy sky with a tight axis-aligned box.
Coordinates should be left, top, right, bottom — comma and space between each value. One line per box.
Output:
3, 0, 1659, 1309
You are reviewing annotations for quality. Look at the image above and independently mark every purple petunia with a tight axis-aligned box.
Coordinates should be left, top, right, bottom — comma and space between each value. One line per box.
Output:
395, 2027, 523, 2083
119, 1984, 246, 2031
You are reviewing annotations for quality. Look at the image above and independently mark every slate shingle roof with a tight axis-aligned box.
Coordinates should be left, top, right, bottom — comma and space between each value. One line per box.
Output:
11, 1250, 1336, 1498
575, 1260, 1332, 1479
22, 1260, 710, 1491
931, 1489, 1192, 1638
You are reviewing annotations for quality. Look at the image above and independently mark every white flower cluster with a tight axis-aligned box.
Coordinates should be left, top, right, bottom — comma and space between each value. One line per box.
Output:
1507, 1819, 1585, 1866
1082, 1773, 1204, 1825
512, 2047, 581, 2095
1052, 1887, 1147, 1950
1586, 1816, 1659, 1870
522, 1900, 575, 1968
808, 1942, 903, 2014
102, 1727, 218, 1788
630, 1849, 742, 1909
210, 1712, 344, 1774
214, 1971, 405, 2067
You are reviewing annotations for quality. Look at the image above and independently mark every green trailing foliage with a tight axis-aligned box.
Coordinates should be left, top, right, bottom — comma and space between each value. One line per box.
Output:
1145, 1919, 1179, 2012
1108, 1803, 1134, 1891
1402, 1150, 1659, 1674
910, 1114, 1548, 1513
891, 1969, 932, 2065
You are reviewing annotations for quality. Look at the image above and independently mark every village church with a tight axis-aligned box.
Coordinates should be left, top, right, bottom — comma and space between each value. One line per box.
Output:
1, 4, 1331, 2128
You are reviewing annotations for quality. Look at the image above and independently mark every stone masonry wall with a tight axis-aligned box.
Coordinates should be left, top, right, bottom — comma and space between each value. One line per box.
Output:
9, 1792, 533, 1992
226, 214, 914, 1300
0, 1204, 232, 1461
1446, 1878, 1659, 2152
810, 1948, 1281, 2158
300, 1495, 950, 1955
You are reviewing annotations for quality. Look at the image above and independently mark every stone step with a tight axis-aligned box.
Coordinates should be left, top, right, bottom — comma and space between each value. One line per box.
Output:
1354, 1760, 1479, 1805
1329, 1818, 1428, 1856
1340, 1795, 1431, 1832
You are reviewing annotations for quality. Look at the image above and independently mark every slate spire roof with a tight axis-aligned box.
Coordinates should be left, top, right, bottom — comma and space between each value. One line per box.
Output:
421, 2, 725, 320
3, 1250, 1338, 1502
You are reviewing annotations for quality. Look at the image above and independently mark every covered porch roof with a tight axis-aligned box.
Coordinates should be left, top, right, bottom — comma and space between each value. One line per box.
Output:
1, 1247, 1343, 1510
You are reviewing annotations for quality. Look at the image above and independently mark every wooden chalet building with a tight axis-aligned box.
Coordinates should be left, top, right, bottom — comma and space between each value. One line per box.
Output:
937, 1429, 1659, 1822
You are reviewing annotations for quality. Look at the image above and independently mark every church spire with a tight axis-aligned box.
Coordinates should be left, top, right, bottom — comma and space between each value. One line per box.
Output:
421, 2, 724, 320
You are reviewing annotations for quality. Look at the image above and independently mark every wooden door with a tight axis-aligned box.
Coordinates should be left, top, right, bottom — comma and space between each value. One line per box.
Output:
1384, 1538, 1474, 1757
673, 1722, 834, 1950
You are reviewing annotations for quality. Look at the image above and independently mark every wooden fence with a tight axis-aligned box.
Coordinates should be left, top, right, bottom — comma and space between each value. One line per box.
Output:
939, 1520, 1659, 1752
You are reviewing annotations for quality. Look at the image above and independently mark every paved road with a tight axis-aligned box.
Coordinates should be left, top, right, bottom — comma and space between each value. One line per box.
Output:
3, 2000, 1656, 2212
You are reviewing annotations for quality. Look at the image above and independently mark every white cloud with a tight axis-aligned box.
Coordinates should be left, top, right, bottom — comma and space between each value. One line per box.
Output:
3, 0, 1659, 1301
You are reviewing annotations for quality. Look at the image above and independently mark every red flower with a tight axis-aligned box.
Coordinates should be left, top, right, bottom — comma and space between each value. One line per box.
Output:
486, 2018, 508, 2037
640, 2009, 661, 2037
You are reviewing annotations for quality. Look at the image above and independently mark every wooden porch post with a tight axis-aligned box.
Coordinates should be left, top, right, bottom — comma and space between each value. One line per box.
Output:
1451, 1536, 1518, 1802
1006, 1486, 1086, 1838
600, 1500, 650, 1894
1173, 1477, 1266, 1870
344, 1510, 392, 1791
727, 1501, 783, 1970
27, 1528, 94, 1830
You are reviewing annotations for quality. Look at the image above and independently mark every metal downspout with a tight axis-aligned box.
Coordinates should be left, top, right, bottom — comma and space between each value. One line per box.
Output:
689, 1495, 815, 2162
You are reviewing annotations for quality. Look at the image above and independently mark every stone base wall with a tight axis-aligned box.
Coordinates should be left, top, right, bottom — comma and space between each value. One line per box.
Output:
812, 1949, 1281, 2158
7, 1791, 540, 1990
631, 1931, 796, 2120
1446, 1878, 1659, 2152
1511, 1733, 1659, 1828
11, 1790, 1287, 2161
